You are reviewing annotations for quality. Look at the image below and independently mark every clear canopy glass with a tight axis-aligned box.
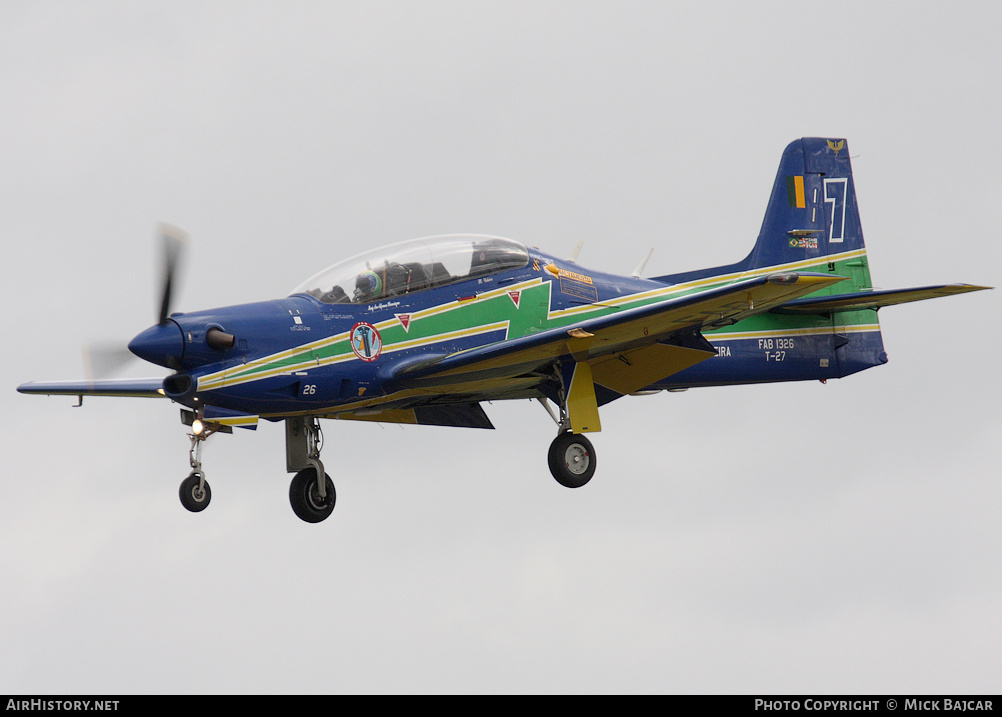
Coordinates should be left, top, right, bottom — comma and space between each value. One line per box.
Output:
290, 235, 530, 304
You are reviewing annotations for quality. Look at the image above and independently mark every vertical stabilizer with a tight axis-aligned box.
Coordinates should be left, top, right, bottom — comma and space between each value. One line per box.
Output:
747, 137, 868, 273
654, 137, 872, 290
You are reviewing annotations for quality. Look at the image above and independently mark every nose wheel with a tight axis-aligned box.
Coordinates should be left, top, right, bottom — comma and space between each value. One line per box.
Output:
179, 471, 211, 512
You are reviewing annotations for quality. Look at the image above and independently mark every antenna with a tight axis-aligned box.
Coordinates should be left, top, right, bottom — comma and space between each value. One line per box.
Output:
630, 248, 654, 278
565, 240, 584, 263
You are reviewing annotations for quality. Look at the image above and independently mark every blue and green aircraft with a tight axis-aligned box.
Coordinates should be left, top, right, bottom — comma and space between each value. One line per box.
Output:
18, 138, 990, 523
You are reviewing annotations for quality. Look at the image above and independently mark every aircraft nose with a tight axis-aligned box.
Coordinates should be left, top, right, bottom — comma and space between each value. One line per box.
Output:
128, 321, 184, 368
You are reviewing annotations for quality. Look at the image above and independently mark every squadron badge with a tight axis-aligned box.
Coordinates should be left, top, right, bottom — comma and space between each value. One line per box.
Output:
350, 322, 382, 362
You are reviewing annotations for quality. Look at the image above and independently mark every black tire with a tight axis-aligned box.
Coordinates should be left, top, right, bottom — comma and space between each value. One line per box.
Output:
179, 472, 211, 512
548, 432, 596, 488
289, 467, 336, 523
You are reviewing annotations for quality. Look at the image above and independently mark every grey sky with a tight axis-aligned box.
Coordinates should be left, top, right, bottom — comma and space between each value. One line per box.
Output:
2, 1, 999, 693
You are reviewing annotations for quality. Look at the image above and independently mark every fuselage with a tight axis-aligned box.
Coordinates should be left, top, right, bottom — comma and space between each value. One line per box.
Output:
127, 235, 886, 421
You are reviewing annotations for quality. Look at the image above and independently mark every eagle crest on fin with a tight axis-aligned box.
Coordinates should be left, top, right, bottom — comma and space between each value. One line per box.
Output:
827, 139, 845, 155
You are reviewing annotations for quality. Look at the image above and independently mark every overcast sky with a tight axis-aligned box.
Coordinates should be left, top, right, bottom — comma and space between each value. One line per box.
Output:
2, 1, 999, 694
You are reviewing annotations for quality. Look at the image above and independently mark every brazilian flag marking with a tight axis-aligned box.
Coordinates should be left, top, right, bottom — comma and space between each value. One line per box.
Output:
786, 175, 806, 208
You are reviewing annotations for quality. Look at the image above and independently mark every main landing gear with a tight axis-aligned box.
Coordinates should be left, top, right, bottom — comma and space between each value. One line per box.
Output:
175, 396, 594, 518
538, 396, 597, 489
285, 416, 335, 523
287, 418, 335, 523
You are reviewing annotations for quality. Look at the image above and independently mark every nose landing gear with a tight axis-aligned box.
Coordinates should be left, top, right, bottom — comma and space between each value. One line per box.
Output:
179, 423, 213, 512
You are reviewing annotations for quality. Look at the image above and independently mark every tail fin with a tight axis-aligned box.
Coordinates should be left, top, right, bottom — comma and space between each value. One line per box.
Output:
655, 137, 872, 289
748, 137, 868, 274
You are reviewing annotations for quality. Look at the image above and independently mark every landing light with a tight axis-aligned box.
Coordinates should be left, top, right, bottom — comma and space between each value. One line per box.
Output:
192, 419, 206, 436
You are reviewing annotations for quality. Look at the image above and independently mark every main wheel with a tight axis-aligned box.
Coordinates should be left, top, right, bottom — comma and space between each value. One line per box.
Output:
179, 472, 211, 512
289, 467, 336, 523
548, 432, 596, 488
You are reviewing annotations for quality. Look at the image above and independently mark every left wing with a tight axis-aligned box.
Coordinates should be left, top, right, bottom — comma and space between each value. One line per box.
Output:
17, 378, 167, 398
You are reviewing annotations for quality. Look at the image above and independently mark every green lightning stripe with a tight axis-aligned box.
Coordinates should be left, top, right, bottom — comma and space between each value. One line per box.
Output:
198, 320, 514, 391
197, 278, 547, 391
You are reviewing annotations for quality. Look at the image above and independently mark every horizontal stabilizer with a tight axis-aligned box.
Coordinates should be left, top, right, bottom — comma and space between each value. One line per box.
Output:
16, 377, 166, 398
771, 284, 991, 315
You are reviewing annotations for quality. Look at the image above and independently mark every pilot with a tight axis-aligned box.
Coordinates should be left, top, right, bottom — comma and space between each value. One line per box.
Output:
354, 269, 383, 302
320, 285, 349, 304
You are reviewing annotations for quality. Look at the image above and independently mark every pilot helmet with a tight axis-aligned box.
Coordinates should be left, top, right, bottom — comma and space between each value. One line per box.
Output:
355, 270, 382, 300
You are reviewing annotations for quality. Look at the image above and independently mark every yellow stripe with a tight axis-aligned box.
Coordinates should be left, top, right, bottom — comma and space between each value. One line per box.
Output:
794, 176, 806, 208
214, 415, 259, 427
709, 324, 881, 341
547, 249, 868, 320
198, 321, 511, 391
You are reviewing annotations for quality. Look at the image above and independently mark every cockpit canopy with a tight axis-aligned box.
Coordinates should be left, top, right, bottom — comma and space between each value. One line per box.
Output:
290, 235, 531, 304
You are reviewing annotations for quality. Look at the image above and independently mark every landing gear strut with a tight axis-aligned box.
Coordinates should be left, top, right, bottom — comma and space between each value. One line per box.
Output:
179, 426, 212, 512
286, 417, 335, 523
538, 394, 598, 489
